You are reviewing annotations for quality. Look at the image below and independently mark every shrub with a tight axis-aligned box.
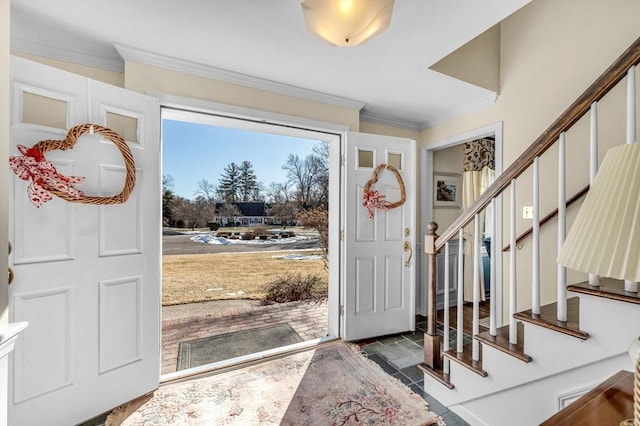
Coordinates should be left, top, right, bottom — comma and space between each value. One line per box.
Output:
261, 273, 325, 305
241, 232, 256, 240
207, 221, 221, 231
253, 226, 268, 236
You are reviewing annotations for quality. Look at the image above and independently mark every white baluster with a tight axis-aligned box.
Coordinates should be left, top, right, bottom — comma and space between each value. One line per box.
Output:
490, 198, 497, 336
472, 214, 480, 361
509, 182, 518, 344
532, 157, 540, 315
443, 242, 450, 374
589, 102, 600, 287
626, 66, 638, 292
457, 228, 464, 353
558, 133, 567, 322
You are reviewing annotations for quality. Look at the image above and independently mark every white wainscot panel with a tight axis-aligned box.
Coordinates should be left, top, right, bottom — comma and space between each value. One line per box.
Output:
383, 184, 403, 241
13, 288, 71, 402
356, 184, 375, 242
99, 276, 142, 373
355, 257, 375, 314
13, 159, 74, 264
99, 166, 142, 257
385, 255, 404, 310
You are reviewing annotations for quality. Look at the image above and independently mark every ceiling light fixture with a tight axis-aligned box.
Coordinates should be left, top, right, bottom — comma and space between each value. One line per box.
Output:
301, 0, 395, 47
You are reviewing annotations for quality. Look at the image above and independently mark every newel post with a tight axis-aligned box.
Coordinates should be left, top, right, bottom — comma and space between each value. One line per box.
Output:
424, 221, 442, 370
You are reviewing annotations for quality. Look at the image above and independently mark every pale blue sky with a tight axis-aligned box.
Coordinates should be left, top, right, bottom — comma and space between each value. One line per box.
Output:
162, 119, 320, 200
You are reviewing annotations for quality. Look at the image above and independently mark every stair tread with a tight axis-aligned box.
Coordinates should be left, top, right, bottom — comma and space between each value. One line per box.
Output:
514, 297, 589, 340
443, 343, 488, 377
417, 364, 454, 389
568, 277, 640, 305
475, 322, 532, 362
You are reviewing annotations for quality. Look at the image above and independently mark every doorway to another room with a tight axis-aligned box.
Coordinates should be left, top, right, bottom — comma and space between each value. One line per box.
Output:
421, 123, 503, 327
160, 108, 338, 377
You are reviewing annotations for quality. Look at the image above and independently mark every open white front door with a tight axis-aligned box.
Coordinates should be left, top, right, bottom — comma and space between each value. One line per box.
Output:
343, 132, 416, 341
8, 57, 160, 425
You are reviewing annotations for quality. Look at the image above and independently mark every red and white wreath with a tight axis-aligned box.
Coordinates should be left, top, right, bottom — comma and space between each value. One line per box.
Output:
362, 164, 406, 219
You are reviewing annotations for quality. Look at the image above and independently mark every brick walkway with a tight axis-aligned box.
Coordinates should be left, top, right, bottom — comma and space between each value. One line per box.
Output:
161, 300, 328, 374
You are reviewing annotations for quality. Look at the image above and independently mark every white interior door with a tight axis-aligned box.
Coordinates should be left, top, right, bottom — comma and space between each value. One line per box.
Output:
8, 56, 160, 425
342, 132, 416, 341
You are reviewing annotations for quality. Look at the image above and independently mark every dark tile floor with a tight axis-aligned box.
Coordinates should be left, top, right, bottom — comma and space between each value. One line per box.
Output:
356, 316, 472, 426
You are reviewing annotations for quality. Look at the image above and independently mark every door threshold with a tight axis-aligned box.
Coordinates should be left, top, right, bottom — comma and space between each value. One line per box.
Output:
160, 335, 340, 384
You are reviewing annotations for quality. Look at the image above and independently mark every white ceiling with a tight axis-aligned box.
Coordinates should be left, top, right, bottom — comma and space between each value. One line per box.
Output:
10, 0, 529, 130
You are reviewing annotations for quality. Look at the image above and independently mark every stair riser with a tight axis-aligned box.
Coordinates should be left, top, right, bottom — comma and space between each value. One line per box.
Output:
423, 294, 640, 420
449, 353, 631, 426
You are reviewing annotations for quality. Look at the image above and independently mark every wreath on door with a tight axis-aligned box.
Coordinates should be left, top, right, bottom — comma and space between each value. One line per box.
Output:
362, 164, 406, 219
9, 123, 136, 208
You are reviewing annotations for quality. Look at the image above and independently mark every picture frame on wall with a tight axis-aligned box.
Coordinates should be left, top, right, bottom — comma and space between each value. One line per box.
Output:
434, 172, 462, 208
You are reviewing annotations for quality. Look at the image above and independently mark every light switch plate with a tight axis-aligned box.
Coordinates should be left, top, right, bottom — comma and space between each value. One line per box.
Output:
522, 205, 534, 219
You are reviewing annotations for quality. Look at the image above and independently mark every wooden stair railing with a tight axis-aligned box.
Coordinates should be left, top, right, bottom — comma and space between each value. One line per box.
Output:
502, 185, 589, 252
420, 35, 640, 381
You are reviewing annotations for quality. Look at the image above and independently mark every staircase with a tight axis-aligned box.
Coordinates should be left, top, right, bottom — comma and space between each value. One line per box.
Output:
419, 37, 640, 425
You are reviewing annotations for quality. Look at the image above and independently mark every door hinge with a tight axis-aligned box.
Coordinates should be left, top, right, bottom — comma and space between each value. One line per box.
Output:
341, 154, 345, 166
340, 229, 344, 241
340, 305, 344, 316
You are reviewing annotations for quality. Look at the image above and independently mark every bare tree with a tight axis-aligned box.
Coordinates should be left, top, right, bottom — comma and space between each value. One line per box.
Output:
282, 146, 328, 208
172, 197, 215, 230
268, 201, 298, 228
218, 203, 241, 226
194, 179, 218, 203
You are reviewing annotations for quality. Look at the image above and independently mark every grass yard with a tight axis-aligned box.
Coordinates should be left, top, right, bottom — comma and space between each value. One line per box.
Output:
162, 250, 328, 306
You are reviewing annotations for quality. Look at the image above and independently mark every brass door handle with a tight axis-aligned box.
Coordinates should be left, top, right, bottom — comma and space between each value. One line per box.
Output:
7, 242, 13, 285
403, 241, 413, 267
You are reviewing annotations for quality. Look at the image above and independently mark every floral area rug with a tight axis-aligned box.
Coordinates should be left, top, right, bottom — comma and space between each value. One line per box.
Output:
106, 341, 444, 425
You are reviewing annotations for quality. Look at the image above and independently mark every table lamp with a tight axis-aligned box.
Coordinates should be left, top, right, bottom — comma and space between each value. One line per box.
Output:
557, 142, 640, 426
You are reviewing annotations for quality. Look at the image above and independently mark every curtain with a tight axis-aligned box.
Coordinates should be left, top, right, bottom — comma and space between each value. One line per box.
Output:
462, 139, 495, 302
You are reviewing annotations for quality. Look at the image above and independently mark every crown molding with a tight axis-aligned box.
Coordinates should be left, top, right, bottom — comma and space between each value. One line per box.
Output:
11, 36, 125, 72
114, 44, 365, 111
359, 110, 422, 132
423, 92, 498, 129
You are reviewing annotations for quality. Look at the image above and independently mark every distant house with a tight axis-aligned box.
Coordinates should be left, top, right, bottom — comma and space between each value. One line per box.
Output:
212, 202, 276, 226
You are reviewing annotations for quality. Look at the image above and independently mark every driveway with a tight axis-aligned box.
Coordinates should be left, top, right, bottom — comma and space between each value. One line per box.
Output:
162, 231, 322, 255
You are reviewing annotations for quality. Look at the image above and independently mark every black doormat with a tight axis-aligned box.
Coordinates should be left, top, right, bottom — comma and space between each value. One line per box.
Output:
177, 323, 303, 370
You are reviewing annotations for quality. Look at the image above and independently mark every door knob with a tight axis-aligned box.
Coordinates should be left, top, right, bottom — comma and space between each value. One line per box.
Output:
8, 242, 13, 285
403, 241, 413, 267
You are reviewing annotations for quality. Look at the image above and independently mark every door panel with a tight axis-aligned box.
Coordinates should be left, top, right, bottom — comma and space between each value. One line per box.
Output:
343, 132, 416, 341
8, 56, 160, 426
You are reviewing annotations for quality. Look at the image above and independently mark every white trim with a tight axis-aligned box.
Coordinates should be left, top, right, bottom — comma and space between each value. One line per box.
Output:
153, 92, 350, 135
116, 44, 365, 111
557, 383, 595, 410
360, 93, 498, 132
421, 122, 503, 322
425, 93, 498, 128
11, 37, 124, 73
359, 110, 422, 132
161, 336, 339, 383
449, 403, 490, 426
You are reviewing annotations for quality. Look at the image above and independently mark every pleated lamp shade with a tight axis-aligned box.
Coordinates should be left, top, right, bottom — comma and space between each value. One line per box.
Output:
557, 142, 640, 281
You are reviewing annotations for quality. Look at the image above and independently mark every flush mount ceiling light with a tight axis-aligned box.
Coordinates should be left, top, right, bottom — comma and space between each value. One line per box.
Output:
301, 0, 395, 47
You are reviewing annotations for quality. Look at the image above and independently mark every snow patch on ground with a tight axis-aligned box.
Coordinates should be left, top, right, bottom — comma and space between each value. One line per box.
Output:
191, 233, 311, 246
271, 254, 324, 261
